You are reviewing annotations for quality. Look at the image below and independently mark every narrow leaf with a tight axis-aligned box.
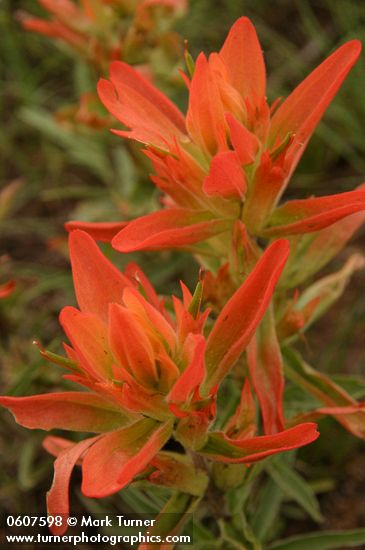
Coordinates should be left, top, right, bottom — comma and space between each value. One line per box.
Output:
268, 528, 365, 550
267, 457, 323, 523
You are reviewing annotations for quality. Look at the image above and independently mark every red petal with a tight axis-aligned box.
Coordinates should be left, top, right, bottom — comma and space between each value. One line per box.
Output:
109, 303, 158, 386
43, 436, 75, 458
204, 240, 289, 391
186, 53, 227, 155
60, 306, 113, 379
203, 151, 247, 199
265, 188, 365, 236
47, 436, 100, 535
270, 40, 361, 178
112, 209, 232, 252
226, 113, 260, 164
117, 366, 170, 420
122, 287, 176, 352
97, 62, 186, 149
69, 230, 133, 321
167, 335, 206, 405
292, 404, 365, 422
124, 263, 162, 310
0, 280, 15, 299
23, 17, 85, 49
225, 379, 256, 439
247, 307, 285, 434
110, 61, 185, 133
198, 423, 319, 463
219, 17, 266, 104
81, 419, 172, 497
0, 392, 130, 432
65, 220, 127, 242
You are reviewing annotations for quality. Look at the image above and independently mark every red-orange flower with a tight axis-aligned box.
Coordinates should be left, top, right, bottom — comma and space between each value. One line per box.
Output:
20, 0, 187, 73
0, 280, 15, 299
0, 231, 319, 529
73, 17, 365, 261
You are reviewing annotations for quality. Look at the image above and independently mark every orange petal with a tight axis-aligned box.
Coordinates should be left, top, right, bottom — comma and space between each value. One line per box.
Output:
124, 263, 162, 310
247, 307, 285, 434
264, 188, 365, 236
0, 280, 15, 299
219, 17, 266, 104
225, 379, 256, 439
43, 436, 75, 458
81, 419, 172, 497
69, 230, 133, 321
0, 392, 130, 432
284, 203, 365, 288
203, 151, 247, 199
47, 436, 100, 535
60, 306, 113, 379
186, 53, 227, 156
270, 40, 361, 179
109, 303, 158, 386
122, 287, 176, 352
198, 423, 319, 463
110, 62, 185, 133
226, 113, 260, 164
167, 335, 206, 406
98, 61, 186, 149
65, 220, 127, 242
112, 209, 232, 252
204, 239, 289, 392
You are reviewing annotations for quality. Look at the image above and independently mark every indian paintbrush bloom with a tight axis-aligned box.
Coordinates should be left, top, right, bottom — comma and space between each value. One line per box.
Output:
0, 231, 319, 530
69, 17, 365, 278
20, 0, 187, 74
0, 280, 15, 299
65, 16, 365, 440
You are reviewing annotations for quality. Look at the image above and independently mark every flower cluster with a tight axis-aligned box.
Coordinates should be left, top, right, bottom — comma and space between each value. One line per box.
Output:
66, 17, 365, 440
19, 0, 187, 130
70, 17, 365, 284
0, 231, 319, 532
2, 15, 365, 549
20, 0, 186, 73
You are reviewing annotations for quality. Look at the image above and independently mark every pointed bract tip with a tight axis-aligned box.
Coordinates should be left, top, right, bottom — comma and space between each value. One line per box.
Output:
268, 238, 290, 260
231, 16, 256, 30
109, 59, 126, 74
343, 38, 362, 57
68, 228, 93, 248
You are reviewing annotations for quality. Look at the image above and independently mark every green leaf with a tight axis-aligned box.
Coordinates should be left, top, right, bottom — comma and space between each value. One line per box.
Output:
268, 528, 365, 550
251, 477, 283, 542
332, 374, 365, 400
266, 457, 323, 523
19, 108, 113, 181
283, 347, 357, 406
144, 492, 199, 549
188, 280, 203, 319
120, 485, 167, 514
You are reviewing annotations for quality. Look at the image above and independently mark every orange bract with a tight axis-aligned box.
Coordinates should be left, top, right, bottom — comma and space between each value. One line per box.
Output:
0, 231, 319, 533
81, 17, 364, 258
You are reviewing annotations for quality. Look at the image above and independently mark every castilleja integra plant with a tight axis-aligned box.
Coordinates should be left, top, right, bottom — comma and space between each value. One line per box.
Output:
2, 14, 365, 549
67, 17, 365, 439
21, 0, 187, 74
0, 232, 319, 531
70, 17, 365, 261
